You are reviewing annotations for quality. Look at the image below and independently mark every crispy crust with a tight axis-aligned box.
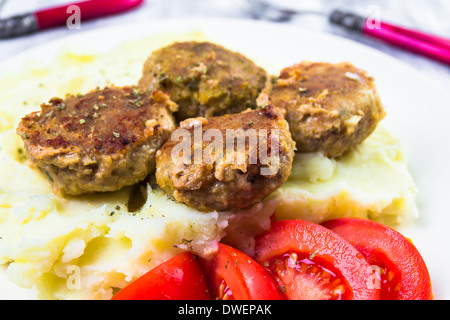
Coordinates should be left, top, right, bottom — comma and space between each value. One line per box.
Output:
17, 86, 177, 195
138, 41, 268, 121
155, 105, 295, 212
266, 61, 385, 158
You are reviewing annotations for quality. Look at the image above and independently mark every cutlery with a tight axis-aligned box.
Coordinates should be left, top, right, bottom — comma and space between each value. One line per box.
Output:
237, 0, 450, 65
0, 0, 144, 39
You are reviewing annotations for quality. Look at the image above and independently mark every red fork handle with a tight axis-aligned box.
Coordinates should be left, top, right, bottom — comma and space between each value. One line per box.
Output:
363, 22, 450, 65
330, 9, 450, 65
377, 21, 450, 50
34, 0, 144, 30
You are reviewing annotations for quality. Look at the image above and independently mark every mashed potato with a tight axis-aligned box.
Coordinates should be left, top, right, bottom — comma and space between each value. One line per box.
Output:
0, 32, 417, 299
270, 125, 417, 225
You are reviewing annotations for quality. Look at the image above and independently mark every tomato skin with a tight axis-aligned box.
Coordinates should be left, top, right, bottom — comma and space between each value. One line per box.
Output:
112, 251, 211, 300
202, 243, 285, 300
322, 218, 433, 300
255, 219, 380, 300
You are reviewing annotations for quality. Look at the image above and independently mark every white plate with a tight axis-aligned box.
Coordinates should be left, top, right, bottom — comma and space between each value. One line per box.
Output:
1, 18, 449, 300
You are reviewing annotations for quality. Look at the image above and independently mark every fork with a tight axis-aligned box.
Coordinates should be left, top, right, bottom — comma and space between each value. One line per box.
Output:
237, 0, 450, 65
235, 0, 313, 21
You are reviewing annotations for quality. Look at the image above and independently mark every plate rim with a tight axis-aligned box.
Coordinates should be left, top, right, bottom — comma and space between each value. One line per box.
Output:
1, 17, 449, 100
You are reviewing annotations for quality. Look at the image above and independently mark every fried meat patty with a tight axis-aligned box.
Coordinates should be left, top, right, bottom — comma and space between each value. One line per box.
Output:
155, 104, 295, 212
17, 86, 177, 196
266, 61, 385, 158
138, 41, 268, 121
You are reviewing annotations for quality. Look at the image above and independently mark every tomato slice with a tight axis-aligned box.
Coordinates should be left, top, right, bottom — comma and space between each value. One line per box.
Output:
201, 243, 285, 300
322, 218, 433, 300
112, 251, 211, 300
254, 220, 379, 300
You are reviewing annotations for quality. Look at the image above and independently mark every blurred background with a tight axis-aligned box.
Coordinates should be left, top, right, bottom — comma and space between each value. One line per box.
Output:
0, 0, 449, 90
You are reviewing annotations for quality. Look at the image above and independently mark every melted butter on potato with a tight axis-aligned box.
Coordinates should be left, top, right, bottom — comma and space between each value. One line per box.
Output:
0, 31, 417, 299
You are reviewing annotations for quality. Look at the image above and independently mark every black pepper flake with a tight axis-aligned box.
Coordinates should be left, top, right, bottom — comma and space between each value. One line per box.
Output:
264, 109, 277, 119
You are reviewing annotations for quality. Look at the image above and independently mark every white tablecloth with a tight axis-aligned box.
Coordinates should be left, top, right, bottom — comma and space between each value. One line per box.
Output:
0, 0, 449, 91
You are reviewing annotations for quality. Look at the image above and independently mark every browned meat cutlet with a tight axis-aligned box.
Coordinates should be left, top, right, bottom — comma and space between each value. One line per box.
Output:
155, 104, 295, 212
266, 61, 385, 158
17, 86, 177, 196
138, 41, 268, 122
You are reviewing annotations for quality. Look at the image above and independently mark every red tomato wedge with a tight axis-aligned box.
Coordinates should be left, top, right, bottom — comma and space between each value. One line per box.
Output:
201, 243, 285, 300
322, 218, 433, 300
112, 251, 211, 300
255, 220, 380, 300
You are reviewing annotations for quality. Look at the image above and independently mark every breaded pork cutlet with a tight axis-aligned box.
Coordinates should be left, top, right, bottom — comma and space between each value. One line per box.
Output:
155, 104, 295, 212
17, 86, 177, 196
139, 41, 268, 121
266, 61, 385, 158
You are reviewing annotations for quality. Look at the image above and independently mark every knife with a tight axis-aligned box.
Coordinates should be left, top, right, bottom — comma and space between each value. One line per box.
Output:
0, 0, 144, 39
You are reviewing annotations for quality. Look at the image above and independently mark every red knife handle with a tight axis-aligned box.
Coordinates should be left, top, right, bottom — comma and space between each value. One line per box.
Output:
34, 0, 144, 30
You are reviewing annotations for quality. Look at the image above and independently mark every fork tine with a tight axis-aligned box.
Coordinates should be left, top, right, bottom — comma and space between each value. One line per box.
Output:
235, 0, 263, 19
238, 0, 296, 22
236, 0, 325, 22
